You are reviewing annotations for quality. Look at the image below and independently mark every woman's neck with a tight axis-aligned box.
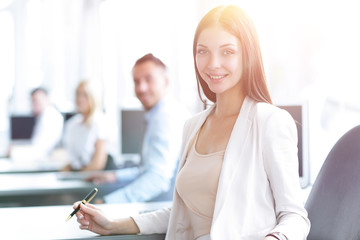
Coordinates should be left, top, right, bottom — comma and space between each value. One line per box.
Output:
214, 92, 245, 118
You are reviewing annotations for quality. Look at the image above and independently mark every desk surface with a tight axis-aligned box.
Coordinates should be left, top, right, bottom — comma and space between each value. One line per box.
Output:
0, 170, 127, 195
0, 172, 93, 196
0, 201, 171, 240
0, 171, 127, 207
0, 157, 62, 173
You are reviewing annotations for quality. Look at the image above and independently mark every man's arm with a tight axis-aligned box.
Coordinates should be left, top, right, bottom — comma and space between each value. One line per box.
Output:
105, 119, 180, 203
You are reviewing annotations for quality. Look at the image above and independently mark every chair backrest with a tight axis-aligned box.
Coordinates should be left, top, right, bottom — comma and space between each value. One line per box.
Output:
104, 154, 118, 170
305, 125, 360, 240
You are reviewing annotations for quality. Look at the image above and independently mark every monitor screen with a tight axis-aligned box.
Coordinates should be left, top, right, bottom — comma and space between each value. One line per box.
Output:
10, 115, 36, 140
120, 109, 146, 154
278, 104, 310, 188
62, 112, 76, 121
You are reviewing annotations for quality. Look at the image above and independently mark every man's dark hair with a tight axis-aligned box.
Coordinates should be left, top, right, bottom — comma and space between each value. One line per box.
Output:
134, 53, 167, 70
31, 87, 48, 96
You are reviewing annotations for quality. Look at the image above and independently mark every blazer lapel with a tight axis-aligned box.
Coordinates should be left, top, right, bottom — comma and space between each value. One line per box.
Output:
212, 96, 255, 221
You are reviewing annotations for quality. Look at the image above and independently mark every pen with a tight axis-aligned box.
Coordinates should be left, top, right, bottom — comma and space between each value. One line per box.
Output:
65, 188, 98, 222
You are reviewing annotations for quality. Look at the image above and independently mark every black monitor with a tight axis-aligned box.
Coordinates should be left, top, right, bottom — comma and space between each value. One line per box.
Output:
278, 104, 310, 188
62, 112, 76, 121
120, 109, 146, 154
10, 115, 36, 140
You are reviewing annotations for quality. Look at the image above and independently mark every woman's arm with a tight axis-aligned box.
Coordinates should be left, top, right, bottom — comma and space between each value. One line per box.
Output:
75, 202, 140, 235
262, 109, 310, 240
81, 139, 108, 171
61, 164, 72, 171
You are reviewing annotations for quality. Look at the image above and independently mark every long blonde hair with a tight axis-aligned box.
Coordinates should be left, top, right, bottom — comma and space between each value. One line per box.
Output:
76, 80, 102, 126
193, 5, 272, 104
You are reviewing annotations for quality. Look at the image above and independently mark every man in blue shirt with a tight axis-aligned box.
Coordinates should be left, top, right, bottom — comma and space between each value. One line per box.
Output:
88, 53, 190, 203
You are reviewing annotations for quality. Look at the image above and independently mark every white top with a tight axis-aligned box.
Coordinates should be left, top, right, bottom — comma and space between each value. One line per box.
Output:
63, 111, 113, 170
27, 105, 63, 160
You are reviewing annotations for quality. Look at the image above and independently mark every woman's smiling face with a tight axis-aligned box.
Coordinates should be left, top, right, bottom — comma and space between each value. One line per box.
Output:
195, 25, 243, 97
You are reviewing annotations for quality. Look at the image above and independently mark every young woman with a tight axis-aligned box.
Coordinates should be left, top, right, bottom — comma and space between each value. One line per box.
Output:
74, 5, 310, 239
62, 80, 113, 171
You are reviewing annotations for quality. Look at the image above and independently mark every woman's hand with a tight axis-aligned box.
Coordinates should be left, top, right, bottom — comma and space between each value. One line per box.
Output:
75, 202, 114, 235
74, 202, 140, 235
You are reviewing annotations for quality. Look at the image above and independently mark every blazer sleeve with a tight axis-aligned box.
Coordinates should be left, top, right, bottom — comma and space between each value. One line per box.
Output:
131, 208, 171, 234
262, 109, 311, 240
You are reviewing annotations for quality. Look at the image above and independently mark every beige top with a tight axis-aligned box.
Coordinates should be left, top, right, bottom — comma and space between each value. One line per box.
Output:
176, 131, 225, 239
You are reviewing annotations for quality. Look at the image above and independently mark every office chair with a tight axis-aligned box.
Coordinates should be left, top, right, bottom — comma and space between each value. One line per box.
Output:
104, 154, 118, 170
305, 125, 360, 240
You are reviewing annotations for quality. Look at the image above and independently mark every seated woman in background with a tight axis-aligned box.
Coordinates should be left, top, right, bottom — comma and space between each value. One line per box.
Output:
62, 80, 115, 171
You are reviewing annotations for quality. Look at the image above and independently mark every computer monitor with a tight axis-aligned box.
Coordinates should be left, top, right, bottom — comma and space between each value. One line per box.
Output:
62, 112, 76, 121
278, 104, 310, 188
120, 109, 146, 155
10, 115, 36, 140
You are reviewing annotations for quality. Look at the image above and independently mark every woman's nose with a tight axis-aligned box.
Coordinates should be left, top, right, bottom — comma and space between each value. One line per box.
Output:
207, 54, 221, 69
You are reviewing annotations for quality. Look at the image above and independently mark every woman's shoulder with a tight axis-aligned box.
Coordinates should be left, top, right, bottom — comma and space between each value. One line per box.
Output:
254, 101, 288, 118
253, 101, 294, 128
89, 112, 111, 132
91, 111, 107, 122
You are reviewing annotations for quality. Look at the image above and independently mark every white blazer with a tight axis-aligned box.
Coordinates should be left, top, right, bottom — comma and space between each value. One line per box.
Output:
133, 97, 310, 240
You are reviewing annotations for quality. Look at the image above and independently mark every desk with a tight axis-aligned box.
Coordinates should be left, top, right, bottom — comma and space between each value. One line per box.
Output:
0, 171, 127, 207
0, 201, 170, 240
0, 145, 74, 174
0, 157, 63, 173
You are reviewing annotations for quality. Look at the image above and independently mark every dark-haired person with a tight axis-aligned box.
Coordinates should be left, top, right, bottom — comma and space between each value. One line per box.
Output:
86, 53, 190, 203
9, 87, 63, 162
74, 6, 310, 240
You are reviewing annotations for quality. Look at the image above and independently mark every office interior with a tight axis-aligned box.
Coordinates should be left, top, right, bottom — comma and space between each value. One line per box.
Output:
1, 0, 360, 239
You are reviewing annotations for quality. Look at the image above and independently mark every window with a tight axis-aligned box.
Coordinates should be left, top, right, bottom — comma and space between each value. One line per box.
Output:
0, 10, 15, 131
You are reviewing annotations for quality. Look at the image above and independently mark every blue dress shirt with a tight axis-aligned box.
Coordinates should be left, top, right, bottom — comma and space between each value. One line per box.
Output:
104, 96, 190, 203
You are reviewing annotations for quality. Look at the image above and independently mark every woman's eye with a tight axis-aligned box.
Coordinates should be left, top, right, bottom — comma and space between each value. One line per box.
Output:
197, 49, 208, 55
224, 49, 235, 55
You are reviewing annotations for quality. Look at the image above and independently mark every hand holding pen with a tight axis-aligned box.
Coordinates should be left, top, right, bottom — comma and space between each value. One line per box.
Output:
74, 200, 117, 235
66, 188, 98, 221
67, 187, 140, 235
74, 200, 140, 235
